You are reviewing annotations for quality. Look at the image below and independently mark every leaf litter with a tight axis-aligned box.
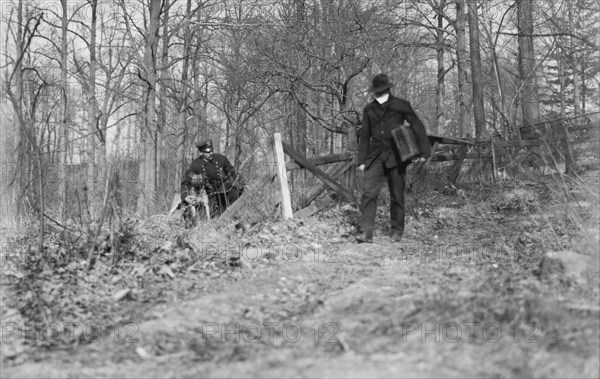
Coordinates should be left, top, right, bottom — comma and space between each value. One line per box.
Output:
1, 178, 599, 377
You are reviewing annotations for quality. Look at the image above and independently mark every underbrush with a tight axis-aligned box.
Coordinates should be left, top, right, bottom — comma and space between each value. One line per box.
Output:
300, 170, 599, 377
490, 186, 539, 214
0, 204, 352, 364
362, 174, 599, 377
2, 165, 598, 374
1, 214, 235, 362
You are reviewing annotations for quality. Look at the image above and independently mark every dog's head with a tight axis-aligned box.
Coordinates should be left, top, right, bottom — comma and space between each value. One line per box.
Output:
186, 170, 205, 187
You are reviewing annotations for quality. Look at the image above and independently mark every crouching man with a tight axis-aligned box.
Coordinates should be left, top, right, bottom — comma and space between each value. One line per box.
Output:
180, 140, 245, 217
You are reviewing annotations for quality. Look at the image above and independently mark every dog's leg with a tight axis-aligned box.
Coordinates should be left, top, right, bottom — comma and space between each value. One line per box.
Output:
168, 193, 181, 215
201, 191, 210, 219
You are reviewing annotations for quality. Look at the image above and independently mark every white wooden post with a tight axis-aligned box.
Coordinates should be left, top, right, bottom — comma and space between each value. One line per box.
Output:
272, 133, 293, 219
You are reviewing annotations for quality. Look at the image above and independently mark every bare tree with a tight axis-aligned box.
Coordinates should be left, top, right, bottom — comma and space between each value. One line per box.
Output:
137, 0, 162, 215
468, 1, 485, 138
5, 2, 45, 251
454, 0, 469, 138
57, 0, 70, 221
517, 0, 540, 127
175, 0, 194, 185
87, 0, 98, 211
1, 0, 26, 227
430, 0, 448, 135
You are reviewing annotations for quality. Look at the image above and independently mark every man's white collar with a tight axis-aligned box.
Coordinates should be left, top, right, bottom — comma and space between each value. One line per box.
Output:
375, 93, 389, 104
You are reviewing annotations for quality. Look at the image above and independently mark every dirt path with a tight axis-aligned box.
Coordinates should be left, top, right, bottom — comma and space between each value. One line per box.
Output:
2, 183, 599, 378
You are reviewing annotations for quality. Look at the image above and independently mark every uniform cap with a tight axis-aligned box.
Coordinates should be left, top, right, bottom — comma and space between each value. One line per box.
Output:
195, 139, 213, 153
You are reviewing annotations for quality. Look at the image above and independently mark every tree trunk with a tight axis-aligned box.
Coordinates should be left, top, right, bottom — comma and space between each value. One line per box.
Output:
517, 0, 540, 127
468, 1, 485, 139
559, 51, 566, 119
234, 133, 243, 169
87, 0, 98, 216
176, 0, 192, 185
296, 97, 307, 157
580, 61, 586, 114
59, 0, 69, 221
295, 0, 307, 158
137, 0, 161, 215
0, 104, 18, 227
455, 0, 468, 138
568, 4, 581, 116
14, 0, 24, 219
572, 54, 581, 116
156, 0, 170, 205
93, 1, 106, 177
435, 0, 446, 135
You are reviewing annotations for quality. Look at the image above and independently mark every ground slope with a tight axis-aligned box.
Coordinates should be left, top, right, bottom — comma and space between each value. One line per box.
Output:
2, 179, 599, 378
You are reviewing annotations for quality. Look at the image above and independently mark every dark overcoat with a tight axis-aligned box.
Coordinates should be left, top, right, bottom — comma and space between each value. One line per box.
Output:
357, 95, 431, 169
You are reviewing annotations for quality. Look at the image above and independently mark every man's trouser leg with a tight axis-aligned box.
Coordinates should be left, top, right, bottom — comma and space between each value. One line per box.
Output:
226, 188, 240, 205
211, 189, 239, 216
218, 193, 228, 214
387, 164, 407, 236
359, 157, 386, 233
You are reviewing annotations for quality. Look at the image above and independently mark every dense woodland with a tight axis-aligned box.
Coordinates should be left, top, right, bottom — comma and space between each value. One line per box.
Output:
0, 0, 599, 222
1, 2, 600, 376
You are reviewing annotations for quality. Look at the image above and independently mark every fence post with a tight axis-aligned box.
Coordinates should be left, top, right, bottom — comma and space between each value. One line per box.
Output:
272, 133, 293, 219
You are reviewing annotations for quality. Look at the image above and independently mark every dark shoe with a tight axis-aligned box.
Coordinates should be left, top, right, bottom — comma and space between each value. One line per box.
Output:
391, 233, 403, 243
356, 230, 373, 243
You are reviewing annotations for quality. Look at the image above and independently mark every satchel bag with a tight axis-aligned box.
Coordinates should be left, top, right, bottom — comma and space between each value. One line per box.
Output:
391, 123, 421, 162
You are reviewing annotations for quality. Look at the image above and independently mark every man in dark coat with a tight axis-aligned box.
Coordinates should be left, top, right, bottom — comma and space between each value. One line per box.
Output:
180, 140, 244, 215
356, 74, 431, 243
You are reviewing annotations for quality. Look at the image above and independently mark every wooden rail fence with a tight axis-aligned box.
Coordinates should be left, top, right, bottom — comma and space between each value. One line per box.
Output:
220, 113, 598, 221
221, 133, 356, 221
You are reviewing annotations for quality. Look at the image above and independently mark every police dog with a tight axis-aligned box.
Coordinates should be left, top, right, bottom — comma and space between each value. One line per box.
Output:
169, 172, 210, 222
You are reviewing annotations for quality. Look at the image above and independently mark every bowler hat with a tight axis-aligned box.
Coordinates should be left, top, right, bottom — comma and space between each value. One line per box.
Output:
195, 139, 213, 152
370, 74, 394, 93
